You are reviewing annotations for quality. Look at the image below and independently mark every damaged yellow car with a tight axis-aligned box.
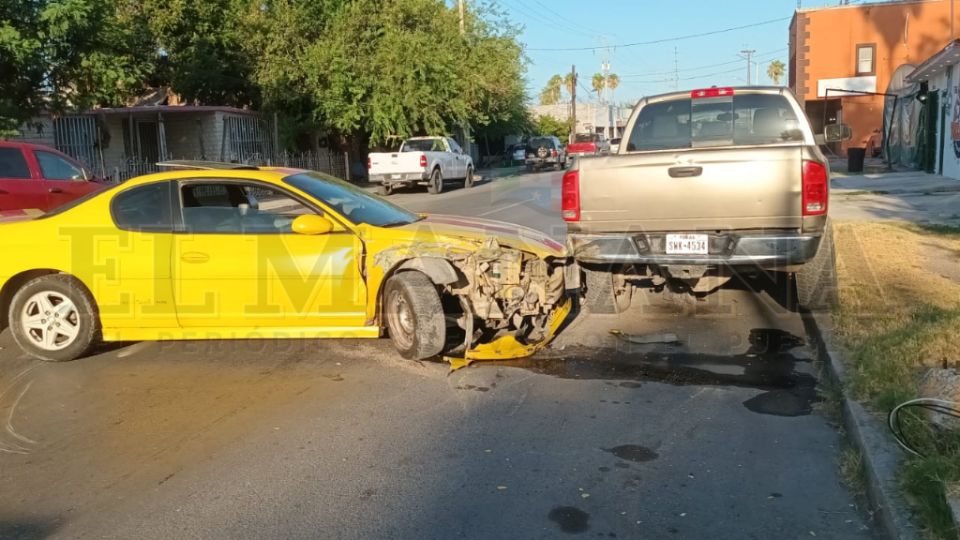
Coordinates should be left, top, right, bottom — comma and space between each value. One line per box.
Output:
0, 162, 569, 363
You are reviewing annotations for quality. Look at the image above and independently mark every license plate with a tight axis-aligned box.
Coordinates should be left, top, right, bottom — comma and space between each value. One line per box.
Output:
665, 234, 708, 255
391, 174, 402, 179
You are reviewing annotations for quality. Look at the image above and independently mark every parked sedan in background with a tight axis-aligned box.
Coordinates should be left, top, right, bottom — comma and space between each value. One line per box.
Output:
368, 136, 474, 195
0, 141, 105, 212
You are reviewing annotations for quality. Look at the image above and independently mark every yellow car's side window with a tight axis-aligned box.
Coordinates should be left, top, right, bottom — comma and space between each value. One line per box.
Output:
179, 181, 317, 235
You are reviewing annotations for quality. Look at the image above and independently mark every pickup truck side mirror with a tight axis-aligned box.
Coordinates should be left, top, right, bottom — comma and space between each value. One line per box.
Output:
823, 123, 852, 143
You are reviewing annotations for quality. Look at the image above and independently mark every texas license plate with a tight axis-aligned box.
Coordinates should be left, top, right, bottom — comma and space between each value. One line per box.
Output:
665, 234, 708, 255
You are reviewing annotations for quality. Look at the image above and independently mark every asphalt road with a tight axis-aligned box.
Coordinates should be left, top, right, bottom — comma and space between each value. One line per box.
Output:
0, 169, 873, 539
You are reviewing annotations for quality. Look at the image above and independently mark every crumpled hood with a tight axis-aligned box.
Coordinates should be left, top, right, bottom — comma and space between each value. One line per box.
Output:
397, 214, 567, 259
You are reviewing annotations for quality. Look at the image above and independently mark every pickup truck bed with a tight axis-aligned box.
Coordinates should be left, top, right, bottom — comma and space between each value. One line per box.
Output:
563, 86, 837, 312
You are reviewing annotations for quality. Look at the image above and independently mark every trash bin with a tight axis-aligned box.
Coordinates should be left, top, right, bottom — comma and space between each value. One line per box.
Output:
847, 147, 866, 173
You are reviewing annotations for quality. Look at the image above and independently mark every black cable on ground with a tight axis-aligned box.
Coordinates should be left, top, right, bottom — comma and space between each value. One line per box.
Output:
887, 398, 960, 457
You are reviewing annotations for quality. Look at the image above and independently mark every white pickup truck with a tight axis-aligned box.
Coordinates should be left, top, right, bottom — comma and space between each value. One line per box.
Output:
368, 136, 475, 195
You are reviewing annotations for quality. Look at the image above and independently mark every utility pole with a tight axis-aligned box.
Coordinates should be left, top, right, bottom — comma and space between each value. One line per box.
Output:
570, 65, 578, 143
672, 47, 679, 90
740, 49, 756, 85
458, 0, 471, 158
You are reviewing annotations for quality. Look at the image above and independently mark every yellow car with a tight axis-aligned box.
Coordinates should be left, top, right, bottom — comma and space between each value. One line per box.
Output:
0, 162, 569, 363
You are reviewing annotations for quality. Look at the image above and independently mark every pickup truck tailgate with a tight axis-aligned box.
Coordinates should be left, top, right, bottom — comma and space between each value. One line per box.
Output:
578, 146, 803, 231
369, 152, 423, 175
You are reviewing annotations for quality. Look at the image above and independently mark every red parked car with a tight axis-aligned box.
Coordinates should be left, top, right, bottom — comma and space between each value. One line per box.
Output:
0, 141, 106, 213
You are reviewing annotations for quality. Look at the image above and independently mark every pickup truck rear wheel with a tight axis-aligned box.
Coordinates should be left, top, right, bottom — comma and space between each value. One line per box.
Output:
464, 166, 475, 188
383, 271, 446, 360
583, 266, 631, 314
427, 168, 444, 194
795, 222, 839, 311
378, 183, 394, 196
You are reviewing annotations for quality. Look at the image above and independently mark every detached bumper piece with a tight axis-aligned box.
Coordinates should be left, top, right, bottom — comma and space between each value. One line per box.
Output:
569, 232, 822, 266
446, 296, 573, 371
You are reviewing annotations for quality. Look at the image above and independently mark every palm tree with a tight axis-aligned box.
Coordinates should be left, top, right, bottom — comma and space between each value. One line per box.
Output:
563, 73, 576, 102
540, 75, 563, 105
767, 60, 785, 86
591, 73, 605, 100
606, 73, 620, 92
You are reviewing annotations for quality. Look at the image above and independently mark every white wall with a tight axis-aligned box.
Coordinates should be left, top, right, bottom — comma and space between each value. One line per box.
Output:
932, 68, 960, 180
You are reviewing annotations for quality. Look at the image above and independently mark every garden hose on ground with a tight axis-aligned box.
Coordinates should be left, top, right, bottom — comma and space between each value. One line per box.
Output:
887, 398, 960, 457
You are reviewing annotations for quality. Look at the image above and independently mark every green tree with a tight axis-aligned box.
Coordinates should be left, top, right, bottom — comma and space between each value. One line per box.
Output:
606, 73, 619, 93
136, 0, 259, 107
591, 73, 605, 100
563, 72, 576, 102
767, 60, 785, 85
540, 75, 563, 105
534, 114, 572, 140
0, 0, 155, 136
248, 0, 529, 153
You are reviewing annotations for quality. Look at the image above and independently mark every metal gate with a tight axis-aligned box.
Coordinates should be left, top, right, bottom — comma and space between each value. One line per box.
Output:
221, 115, 274, 164
54, 116, 99, 171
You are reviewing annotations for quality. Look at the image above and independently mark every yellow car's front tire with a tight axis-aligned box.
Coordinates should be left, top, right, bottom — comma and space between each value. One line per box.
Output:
383, 272, 446, 360
9, 274, 100, 362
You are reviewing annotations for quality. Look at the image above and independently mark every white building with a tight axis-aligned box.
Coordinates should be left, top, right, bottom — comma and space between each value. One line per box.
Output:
528, 102, 632, 140
905, 39, 960, 179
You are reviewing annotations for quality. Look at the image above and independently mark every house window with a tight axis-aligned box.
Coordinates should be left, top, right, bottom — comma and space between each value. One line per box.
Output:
856, 44, 875, 76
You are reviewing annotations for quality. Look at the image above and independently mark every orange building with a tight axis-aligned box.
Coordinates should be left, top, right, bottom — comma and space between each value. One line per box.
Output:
789, 0, 958, 153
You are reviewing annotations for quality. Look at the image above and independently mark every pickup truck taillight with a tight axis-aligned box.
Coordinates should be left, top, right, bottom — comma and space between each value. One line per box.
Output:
419, 154, 428, 168
562, 169, 580, 221
802, 160, 828, 216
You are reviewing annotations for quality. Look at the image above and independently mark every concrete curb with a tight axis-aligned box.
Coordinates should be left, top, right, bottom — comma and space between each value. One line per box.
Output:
804, 312, 921, 540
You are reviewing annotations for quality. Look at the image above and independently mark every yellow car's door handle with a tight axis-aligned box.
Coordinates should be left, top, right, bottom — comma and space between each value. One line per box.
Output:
180, 252, 210, 264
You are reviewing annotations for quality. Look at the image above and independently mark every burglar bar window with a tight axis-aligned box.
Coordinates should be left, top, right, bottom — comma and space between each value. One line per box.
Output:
856, 44, 875, 76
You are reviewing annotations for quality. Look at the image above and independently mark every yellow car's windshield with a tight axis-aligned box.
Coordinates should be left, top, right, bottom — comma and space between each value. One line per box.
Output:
284, 171, 420, 227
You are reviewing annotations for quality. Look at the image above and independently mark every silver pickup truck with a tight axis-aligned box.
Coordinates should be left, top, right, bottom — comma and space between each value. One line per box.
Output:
563, 86, 837, 312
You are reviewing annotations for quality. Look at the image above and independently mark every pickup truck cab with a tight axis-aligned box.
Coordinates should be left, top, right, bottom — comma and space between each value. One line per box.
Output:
368, 136, 475, 195
566, 132, 610, 158
563, 87, 837, 312
0, 141, 105, 212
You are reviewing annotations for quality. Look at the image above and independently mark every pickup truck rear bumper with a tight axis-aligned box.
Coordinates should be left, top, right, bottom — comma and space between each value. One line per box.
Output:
369, 172, 429, 184
569, 232, 821, 267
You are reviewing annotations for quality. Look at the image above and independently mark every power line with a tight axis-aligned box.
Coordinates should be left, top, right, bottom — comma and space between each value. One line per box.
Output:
620, 50, 786, 84
502, 1, 600, 40
527, 16, 790, 51
619, 48, 787, 79
523, 0, 608, 36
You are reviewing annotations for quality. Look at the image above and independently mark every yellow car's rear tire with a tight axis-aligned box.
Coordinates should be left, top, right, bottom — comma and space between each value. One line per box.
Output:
9, 274, 100, 362
384, 272, 446, 360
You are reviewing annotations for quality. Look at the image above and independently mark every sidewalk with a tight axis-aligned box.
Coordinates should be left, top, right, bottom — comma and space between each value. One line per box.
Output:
831, 169, 960, 226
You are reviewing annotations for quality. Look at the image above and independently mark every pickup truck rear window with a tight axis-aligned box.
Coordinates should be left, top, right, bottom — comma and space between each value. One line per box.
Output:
401, 139, 444, 152
626, 93, 804, 152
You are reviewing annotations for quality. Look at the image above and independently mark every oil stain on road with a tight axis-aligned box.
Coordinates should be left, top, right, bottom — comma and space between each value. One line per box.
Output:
499, 328, 819, 417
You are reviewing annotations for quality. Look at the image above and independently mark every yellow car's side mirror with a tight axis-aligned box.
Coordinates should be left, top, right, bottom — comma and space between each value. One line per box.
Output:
292, 214, 334, 235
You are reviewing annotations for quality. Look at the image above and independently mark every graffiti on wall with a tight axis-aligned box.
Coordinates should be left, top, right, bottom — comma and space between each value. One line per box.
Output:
952, 83, 960, 159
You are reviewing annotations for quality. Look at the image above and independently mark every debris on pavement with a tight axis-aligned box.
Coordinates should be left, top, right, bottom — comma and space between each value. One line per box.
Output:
609, 329, 680, 345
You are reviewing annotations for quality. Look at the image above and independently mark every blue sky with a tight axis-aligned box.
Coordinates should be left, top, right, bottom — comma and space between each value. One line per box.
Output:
497, 0, 833, 104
